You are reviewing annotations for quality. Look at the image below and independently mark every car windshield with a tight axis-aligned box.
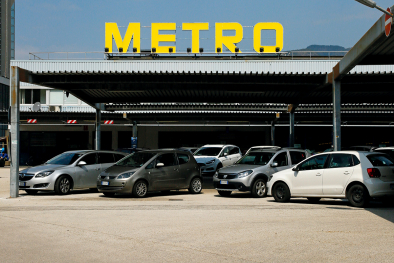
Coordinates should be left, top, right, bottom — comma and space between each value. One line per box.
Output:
194, 147, 222, 156
115, 152, 155, 167
46, 153, 84, 165
236, 152, 275, 165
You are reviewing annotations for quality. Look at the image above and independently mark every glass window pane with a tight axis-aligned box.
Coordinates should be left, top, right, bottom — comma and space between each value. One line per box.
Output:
328, 154, 353, 168
290, 151, 306, 165
299, 155, 328, 171
114, 154, 125, 162
64, 93, 78, 104
33, 90, 40, 104
49, 90, 63, 104
98, 153, 114, 164
177, 153, 189, 165
40, 90, 46, 104
25, 89, 32, 104
80, 153, 97, 165
274, 152, 288, 167
156, 153, 177, 167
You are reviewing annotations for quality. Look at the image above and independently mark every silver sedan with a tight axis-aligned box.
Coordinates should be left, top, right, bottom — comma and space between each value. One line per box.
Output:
18, 150, 128, 195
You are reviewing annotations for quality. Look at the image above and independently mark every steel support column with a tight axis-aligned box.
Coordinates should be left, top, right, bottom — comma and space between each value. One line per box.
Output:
271, 121, 275, 146
133, 121, 138, 138
10, 66, 20, 198
95, 108, 101, 150
333, 79, 341, 151
289, 112, 295, 147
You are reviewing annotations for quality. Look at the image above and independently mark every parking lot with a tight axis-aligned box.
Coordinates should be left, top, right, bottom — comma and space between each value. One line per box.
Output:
0, 167, 393, 262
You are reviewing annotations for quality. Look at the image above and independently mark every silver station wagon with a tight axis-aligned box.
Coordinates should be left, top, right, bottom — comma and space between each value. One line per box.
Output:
97, 149, 203, 198
19, 150, 128, 195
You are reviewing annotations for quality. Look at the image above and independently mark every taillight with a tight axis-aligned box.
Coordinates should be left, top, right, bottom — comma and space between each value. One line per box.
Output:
367, 168, 381, 178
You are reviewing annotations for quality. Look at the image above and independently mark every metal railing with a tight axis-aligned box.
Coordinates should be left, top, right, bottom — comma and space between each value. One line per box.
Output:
28, 50, 348, 61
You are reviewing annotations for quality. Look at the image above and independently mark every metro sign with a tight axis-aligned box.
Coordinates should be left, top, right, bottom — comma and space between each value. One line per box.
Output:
105, 22, 284, 54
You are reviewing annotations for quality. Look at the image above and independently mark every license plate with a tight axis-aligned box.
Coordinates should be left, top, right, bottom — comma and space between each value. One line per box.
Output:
220, 181, 228, 185
390, 184, 394, 190
19, 182, 25, 187
101, 181, 109, 186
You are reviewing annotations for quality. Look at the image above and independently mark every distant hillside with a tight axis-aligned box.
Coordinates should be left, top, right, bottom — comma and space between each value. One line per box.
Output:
287, 45, 350, 56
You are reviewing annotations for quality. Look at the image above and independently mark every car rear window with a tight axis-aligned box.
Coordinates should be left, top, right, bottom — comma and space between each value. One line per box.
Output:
367, 154, 394, 166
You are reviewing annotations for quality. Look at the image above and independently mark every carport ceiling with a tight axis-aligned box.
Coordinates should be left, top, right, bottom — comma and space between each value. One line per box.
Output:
25, 71, 394, 104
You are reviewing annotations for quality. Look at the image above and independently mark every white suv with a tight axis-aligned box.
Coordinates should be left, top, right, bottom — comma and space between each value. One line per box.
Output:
194, 145, 242, 175
267, 151, 394, 207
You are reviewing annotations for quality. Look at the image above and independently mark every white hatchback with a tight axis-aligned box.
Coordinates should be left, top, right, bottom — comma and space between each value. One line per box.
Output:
267, 151, 394, 207
194, 145, 242, 174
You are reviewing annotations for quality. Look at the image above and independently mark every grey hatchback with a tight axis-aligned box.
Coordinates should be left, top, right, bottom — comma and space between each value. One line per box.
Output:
97, 149, 203, 198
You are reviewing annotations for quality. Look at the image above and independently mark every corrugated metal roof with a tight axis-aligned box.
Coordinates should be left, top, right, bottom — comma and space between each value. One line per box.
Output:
11, 60, 394, 75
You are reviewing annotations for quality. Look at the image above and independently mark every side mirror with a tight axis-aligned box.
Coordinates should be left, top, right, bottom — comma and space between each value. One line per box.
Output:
292, 166, 299, 171
224, 153, 228, 156
156, 163, 164, 167
77, 161, 87, 166
271, 162, 278, 168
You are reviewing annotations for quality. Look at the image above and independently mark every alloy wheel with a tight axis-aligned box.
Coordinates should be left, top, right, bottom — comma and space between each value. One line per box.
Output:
60, 178, 70, 194
192, 179, 202, 193
255, 181, 266, 197
136, 182, 147, 197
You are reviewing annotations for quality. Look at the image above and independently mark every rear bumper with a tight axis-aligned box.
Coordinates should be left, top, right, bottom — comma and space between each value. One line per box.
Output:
365, 179, 394, 197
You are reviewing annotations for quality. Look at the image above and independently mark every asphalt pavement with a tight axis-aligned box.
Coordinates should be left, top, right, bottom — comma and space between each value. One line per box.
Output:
0, 167, 393, 263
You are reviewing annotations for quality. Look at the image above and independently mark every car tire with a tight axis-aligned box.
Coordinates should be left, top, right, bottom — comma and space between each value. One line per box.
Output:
132, 180, 148, 198
25, 190, 38, 195
272, 182, 291, 202
89, 188, 99, 193
189, 177, 202, 194
218, 190, 232, 197
251, 179, 267, 198
103, 192, 115, 197
307, 197, 321, 203
347, 184, 370, 208
54, 176, 72, 195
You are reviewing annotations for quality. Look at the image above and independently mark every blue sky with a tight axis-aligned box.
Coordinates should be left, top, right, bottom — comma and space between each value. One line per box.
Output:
15, 0, 394, 59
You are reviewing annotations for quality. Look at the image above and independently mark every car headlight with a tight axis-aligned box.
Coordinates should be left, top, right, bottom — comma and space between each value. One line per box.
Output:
116, 172, 135, 179
206, 159, 215, 165
214, 171, 219, 178
237, 170, 253, 178
35, 171, 54, 178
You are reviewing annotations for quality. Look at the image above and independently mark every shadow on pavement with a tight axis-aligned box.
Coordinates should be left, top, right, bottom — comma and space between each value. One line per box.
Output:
99, 190, 200, 199
19, 189, 97, 196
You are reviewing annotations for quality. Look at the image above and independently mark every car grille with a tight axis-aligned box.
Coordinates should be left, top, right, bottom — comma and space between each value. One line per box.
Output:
19, 173, 35, 181
100, 176, 117, 179
97, 186, 123, 191
218, 173, 238, 179
216, 183, 237, 190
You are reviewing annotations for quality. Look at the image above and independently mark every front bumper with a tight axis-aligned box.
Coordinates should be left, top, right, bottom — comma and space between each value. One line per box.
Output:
213, 177, 251, 192
97, 179, 132, 193
18, 176, 54, 191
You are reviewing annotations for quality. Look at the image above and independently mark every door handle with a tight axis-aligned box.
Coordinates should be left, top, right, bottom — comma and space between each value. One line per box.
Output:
344, 172, 350, 175
316, 173, 322, 176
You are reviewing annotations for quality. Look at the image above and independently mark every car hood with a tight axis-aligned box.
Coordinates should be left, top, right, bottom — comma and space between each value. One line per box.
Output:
219, 164, 263, 173
103, 165, 141, 176
193, 156, 217, 163
20, 164, 68, 174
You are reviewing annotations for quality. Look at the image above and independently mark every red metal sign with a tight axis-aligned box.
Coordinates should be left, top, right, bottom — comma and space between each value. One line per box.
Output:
27, 119, 37, 124
104, 120, 114, 124
385, 8, 392, 37
67, 120, 78, 124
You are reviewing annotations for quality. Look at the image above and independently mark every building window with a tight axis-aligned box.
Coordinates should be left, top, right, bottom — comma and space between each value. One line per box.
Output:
20, 89, 46, 104
49, 90, 79, 105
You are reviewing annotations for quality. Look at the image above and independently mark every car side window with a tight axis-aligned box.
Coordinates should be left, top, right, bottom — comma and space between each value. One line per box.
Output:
98, 153, 115, 164
177, 153, 190, 165
156, 153, 177, 167
229, 147, 240, 155
352, 155, 361, 165
220, 147, 230, 157
114, 154, 125, 162
289, 151, 306, 165
299, 155, 328, 171
273, 152, 288, 167
328, 154, 353, 168
80, 153, 97, 165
